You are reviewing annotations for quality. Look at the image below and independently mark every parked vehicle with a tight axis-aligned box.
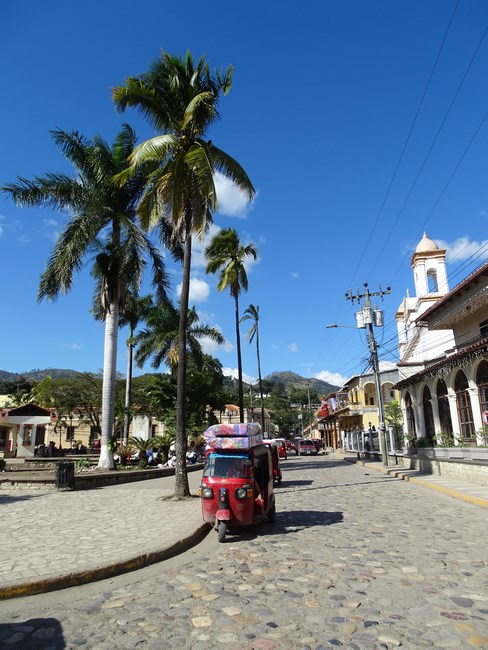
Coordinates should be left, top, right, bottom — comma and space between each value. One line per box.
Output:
263, 440, 283, 484
286, 439, 300, 455
199, 444, 276, 542
311, 438, 323, 452
273, 438, 287, 459
297, 439, 318, 456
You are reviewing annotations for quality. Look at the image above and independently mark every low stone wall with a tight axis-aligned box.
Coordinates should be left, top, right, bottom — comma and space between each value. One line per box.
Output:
394, 454, 488, 487
0, 463, 203, 490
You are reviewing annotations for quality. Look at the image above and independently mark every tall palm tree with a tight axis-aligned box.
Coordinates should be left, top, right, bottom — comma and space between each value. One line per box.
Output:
205, 228, 258, 422
2, 126, 168, 469
113, 51, 255, 497
118, 292, 153, 446
135, 299, 224, 370
241, 304, 266, 435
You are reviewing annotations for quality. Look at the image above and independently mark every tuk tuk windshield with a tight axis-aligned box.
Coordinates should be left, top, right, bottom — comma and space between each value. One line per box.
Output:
203, 453, 253, 479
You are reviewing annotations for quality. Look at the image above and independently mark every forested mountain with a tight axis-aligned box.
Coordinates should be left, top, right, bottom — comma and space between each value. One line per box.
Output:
264, 371, 339, 396
0, 368, 81, 382
1, 368, 340, 396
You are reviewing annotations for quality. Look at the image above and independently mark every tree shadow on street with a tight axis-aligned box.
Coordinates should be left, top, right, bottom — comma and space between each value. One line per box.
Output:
0, 493, 47, 504
0, 617, 65, 648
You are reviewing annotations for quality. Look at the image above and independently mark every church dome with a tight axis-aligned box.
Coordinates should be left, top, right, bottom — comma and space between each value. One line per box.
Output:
415, 232, 438, 253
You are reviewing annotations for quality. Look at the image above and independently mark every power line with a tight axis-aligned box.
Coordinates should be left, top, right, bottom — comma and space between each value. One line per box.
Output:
346, 0, 461, 290
369, 25, 488, 283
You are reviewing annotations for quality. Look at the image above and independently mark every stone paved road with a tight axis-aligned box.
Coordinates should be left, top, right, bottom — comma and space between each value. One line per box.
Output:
2, 455, 488, 649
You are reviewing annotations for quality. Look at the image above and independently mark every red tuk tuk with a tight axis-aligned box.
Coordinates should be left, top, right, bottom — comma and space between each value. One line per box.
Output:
263, 440, 283, 485
199, 423, 276, 542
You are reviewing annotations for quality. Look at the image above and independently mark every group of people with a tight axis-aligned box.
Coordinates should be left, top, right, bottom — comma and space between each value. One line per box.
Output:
34, 441, 89, 457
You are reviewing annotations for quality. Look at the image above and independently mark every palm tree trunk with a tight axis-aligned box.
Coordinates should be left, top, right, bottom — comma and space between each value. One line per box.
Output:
175, 221, 191, 498
98, 302, 118, 469
235, 294, 244, 422
255, 324, 266, 437
122, 331, 133, 447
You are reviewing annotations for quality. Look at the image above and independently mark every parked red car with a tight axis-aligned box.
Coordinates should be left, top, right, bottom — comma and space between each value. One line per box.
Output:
297, 439, 318, 456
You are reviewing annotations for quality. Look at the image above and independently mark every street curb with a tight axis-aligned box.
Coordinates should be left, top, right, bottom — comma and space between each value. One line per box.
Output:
346, 457, 488, 510
0, 522, 211, 601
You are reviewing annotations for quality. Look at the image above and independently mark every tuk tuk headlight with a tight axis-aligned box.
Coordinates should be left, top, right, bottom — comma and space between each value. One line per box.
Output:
235, 486, 253, 499
199, 486, 214, 498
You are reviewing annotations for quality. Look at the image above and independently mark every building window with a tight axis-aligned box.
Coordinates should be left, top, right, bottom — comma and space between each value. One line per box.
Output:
436, 378, 452, 436
422, 386, 435, 442
405, 392, 416, 436
476, 360, 488, 421
455, 371, 475, 439
35, 426, 46, 446
89, 426, 100, 441
0, 427, 8, 448
427, 269, 438, 293
480, 320, 488, 338
66, 426, 75, 441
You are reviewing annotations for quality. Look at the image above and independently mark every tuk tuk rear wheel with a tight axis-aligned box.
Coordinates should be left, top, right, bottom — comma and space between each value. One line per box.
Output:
217, 520, 227, 542
267, 502, 276, 523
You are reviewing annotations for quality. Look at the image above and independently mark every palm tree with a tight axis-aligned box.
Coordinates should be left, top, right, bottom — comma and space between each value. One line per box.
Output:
113, 51, 255, 497
2, 126, 168, 469
118, 292, 153, 446
205, 228, 258, 422
241, 304, 266, 435
135, 299, 224, 370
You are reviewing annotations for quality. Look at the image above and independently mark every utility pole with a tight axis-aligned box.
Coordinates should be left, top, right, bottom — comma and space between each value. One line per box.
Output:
346, 283, 391, 466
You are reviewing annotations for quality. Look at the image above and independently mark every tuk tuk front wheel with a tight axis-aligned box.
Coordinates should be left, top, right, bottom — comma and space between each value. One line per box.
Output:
217, 520, 227, 543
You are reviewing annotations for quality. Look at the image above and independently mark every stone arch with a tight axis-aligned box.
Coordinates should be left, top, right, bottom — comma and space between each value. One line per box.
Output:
454, 370, 475, 439
476, 359, 488, 424
363, 382, 376, 406
427, 268, 439, 293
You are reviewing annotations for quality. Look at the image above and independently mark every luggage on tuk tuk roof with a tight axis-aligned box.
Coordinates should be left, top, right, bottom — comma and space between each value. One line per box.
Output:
204, 422, 263, 450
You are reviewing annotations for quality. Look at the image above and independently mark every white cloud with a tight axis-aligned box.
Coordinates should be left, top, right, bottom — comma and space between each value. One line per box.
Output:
177, 277, 210, 303
291, 272, 300, 279
436, 236, 488, 263
214, 172, 255, 218
191, 224, 221, 269
315, 370, 348, 387
199, 334, 234, 356
288, 342, 298, 353
223, 367, 256, 384
64, 342, 82, 351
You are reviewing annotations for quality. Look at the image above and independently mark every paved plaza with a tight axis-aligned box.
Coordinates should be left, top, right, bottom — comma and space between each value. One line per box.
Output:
1, 453, 488, 648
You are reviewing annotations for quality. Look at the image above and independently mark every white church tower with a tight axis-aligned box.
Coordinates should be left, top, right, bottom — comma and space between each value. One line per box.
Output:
396, 233, 455, 376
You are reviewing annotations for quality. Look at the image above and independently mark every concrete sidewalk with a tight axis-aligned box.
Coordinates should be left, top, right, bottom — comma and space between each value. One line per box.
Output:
0, 470, 208, 600
344, 454, 488, 509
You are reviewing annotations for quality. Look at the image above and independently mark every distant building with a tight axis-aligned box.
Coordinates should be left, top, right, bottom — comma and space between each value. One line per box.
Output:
315, 364, 400, 451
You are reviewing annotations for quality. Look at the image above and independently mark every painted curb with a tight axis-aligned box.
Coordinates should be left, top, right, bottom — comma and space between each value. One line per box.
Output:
0, 522, 211, 601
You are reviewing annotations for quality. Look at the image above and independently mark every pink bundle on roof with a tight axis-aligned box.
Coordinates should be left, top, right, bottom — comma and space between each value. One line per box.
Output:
204, 422, 261, 439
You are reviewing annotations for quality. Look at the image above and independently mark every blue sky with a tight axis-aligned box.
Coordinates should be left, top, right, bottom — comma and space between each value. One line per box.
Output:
2, 0, 488, 388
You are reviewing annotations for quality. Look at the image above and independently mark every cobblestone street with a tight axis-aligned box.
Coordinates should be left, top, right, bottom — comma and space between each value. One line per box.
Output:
2, 455, 488, 649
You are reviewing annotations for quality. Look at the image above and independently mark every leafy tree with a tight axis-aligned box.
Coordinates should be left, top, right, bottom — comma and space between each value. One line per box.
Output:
113, 50, 255, 497
117, 292, 153, 445
384, 399, 404, 449
241, 304, 265, 432
134, 299, 224, 370
205, 228, 258, 422
2, 126, 168, 469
